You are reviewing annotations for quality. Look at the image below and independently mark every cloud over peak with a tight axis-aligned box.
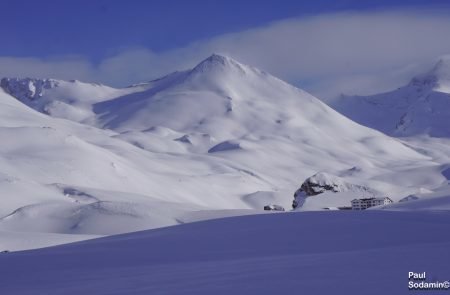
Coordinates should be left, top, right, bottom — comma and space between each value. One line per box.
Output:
2, 9, 450, 99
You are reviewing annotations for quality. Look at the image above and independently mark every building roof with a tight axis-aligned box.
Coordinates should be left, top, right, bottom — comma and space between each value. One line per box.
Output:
352, 197, 391, 202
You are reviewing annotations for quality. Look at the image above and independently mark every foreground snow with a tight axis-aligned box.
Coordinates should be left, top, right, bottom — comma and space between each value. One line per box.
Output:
0, 231, 100, 251
0, 210, 449, 295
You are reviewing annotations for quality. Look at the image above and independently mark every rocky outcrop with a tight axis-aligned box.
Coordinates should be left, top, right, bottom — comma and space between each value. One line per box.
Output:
0, 78, 59, 102
292, 172, 376, 209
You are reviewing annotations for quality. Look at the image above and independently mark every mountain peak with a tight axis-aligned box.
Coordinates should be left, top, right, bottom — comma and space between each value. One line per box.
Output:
190, 54, 247, 75
410, 56, 450, 89
205, 53, 232, 63
429, 56, 450, 81
202, 53, 236, 65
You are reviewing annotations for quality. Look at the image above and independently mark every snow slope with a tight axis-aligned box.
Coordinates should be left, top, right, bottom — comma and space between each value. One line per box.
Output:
1, 54, 449, 249
0, 210, 449, 295
0, 77, 144, 124
0, 86, 269, 246
331, 57, 450, 137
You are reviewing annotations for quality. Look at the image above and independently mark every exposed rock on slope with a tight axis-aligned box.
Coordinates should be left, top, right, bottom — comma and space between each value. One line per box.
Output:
292, 172, 377, 209
0, 77, 140, 123
1, 78, 59, 101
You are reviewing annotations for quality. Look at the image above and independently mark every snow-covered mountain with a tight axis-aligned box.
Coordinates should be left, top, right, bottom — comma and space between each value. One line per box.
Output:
1, 54, 449, 250
331, 57, 450, 137
0, 77, 145, 125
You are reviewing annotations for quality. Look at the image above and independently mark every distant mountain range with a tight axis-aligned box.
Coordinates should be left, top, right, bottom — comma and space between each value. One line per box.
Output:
331, 57, 450, 137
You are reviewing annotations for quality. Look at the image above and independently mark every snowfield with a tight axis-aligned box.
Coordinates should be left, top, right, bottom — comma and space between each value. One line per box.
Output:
0, 55, 449, 249
0, 54, 450, 293
0, 210, 449, 295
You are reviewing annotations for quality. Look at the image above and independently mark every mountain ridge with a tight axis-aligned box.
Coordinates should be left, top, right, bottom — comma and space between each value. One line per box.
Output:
0, 54, 447, 249
332, 58, 450, 137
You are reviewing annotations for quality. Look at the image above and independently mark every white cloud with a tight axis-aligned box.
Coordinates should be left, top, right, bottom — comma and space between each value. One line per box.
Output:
1, 9, 450, 99
0, 56, 95, 81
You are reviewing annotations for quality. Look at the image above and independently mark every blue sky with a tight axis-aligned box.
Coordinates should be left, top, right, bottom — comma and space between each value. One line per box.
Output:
2, 0, 450, 98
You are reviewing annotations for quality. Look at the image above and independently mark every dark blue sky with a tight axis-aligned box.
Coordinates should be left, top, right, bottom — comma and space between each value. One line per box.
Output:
1, 0, 447, 62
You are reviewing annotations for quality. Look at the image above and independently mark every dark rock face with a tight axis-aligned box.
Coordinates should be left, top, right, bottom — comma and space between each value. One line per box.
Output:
1, 78, 59, 102
293, 173, 344, 207
296, 181, 339, 197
